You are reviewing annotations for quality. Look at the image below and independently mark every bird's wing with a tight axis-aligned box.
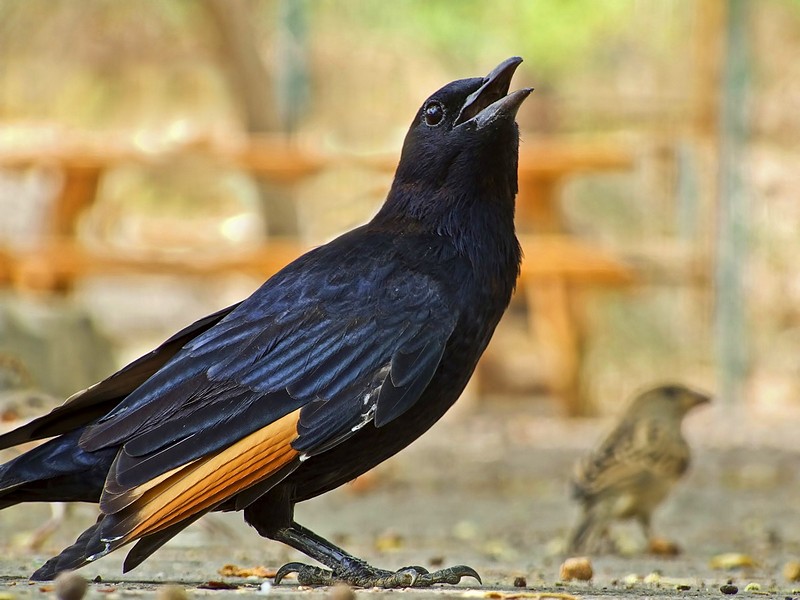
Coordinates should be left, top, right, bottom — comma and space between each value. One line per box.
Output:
0, 303, 240, 450
573, 419, 688, 500
76, 247, 457, 549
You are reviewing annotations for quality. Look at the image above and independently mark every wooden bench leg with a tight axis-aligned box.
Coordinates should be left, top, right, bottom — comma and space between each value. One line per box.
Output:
524, 278, 585, 416
49, 165, 102, 237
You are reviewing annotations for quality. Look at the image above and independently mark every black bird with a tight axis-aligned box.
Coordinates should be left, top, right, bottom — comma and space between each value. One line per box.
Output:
0, 57, 531, 587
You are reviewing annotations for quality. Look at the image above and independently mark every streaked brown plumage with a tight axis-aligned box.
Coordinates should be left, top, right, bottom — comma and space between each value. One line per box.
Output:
568, 384, 710, 554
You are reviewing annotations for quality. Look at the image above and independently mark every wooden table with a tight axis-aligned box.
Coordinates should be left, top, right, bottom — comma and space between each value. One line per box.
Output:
360, 140, 637, 415
515, 141, 636, 415
0, 132, 636, 415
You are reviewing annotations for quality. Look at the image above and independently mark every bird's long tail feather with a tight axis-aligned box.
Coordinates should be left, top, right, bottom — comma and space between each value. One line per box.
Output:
0, 430, 114, 506
30, 516, 107, 580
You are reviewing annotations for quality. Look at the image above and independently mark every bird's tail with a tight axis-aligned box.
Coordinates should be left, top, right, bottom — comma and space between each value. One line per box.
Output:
0, 430, 127, 580
0, 429, 115, 507
30, 516, 107, 580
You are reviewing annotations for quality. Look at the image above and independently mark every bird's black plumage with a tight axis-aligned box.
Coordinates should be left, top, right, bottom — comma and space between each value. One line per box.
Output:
0, 57, 531, 587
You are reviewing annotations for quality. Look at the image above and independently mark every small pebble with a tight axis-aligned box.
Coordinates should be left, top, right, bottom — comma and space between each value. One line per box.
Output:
721, 584, 739, 595
513, 576, 527, 588
744, 583, 761, 592
54, 572, 88, 600
156, 585, 188, 600
259, 581, 272, 594
328, 583, 356, 600
676, 584, 692, 591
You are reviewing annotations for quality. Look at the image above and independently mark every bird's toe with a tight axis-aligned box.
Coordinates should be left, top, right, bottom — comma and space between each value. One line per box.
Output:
274, 562, 334, 585
415, 564, 482, 586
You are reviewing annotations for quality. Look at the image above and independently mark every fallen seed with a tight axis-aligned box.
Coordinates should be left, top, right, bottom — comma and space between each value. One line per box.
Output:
785, 562, 800, 583
559, 557, 593, 582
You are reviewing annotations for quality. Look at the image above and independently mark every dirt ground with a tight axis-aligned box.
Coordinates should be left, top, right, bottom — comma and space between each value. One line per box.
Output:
1, 397, 799, 600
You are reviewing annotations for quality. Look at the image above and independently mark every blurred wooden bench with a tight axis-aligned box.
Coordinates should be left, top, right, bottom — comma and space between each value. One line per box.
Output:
0, 132, 635, 415
516, 142, 636, 415
361, 141, 637, 414
0, 233, 632, 288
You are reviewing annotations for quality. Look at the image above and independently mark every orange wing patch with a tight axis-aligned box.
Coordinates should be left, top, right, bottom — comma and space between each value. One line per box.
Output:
105, 409, 301, 544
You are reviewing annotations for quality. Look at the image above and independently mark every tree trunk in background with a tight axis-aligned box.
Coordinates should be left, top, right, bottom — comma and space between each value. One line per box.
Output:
204, 0, 303, 236
206, 0, 277, 132
715, 0, 750, 408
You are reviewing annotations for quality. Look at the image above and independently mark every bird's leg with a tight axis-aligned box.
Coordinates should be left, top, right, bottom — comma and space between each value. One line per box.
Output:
636, 514, 652, 545
639, 515, 680, 555
27, 503, 70, 550
272, 521, 480, 588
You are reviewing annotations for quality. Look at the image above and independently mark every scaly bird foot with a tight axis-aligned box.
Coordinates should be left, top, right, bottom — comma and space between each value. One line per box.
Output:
274, 561, 481, 588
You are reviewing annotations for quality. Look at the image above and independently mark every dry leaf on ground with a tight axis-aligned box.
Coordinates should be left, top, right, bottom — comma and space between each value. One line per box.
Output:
218, 564, 277, 578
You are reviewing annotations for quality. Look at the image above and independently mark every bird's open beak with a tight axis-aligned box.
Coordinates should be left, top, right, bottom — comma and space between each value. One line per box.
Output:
454, 56, 533, 128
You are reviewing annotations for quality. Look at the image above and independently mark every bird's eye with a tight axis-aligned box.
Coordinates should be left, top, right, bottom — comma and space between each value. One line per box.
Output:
423, 102, 445, 127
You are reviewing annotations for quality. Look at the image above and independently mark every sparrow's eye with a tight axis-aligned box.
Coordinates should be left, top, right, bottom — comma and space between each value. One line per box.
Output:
423, 102, 445, 127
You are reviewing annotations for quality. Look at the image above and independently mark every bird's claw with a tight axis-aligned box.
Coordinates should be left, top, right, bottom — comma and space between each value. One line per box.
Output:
416, 565, 482, 586
273, 561, 481, 588
274, 562, 311, 585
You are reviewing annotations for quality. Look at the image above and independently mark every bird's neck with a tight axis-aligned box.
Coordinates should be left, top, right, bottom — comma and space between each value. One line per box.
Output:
374, 168, 522, 296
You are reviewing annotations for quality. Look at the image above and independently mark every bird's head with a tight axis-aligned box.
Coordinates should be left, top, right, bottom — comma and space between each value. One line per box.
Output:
630, 384, 712, 420
379, 57, 532, 228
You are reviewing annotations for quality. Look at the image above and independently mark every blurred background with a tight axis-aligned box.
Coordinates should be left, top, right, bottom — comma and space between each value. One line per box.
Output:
0, 0, 798, 419
2, 0, 800, 588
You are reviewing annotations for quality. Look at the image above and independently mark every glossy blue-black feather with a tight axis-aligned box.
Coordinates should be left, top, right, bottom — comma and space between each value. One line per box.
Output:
78, 227, 458, 490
